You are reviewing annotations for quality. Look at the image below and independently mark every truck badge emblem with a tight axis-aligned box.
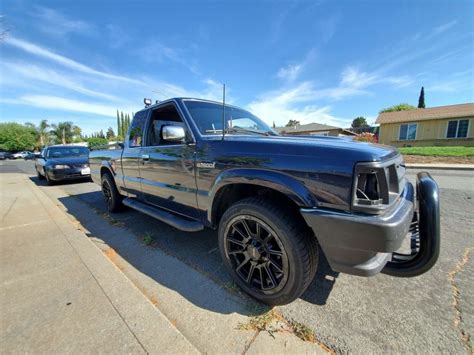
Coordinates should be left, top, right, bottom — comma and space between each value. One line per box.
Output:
197, 162, 216, 169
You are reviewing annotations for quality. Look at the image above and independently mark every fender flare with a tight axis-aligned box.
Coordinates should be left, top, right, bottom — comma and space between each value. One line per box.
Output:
99, 161, 116, 176
208, 168, 317, 223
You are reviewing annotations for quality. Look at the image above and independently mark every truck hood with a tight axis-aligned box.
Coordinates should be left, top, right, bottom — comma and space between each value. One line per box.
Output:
205, 135, 398, 162
201, 135, 401, 211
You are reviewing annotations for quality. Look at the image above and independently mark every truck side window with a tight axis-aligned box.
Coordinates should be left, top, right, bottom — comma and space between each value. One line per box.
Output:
129, 111, 147, 148
146, 104, 185, 146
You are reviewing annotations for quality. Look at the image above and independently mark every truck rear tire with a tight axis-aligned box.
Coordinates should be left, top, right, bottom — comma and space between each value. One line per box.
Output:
218, 197, 318, 305
101, 173, 123, 213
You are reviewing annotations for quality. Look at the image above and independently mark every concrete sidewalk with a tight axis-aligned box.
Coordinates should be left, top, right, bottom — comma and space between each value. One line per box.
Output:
0, 172, 198, 354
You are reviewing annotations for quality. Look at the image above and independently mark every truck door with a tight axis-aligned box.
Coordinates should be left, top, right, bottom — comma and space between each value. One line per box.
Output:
121, 110, 148, 199
138, 102, 200, 220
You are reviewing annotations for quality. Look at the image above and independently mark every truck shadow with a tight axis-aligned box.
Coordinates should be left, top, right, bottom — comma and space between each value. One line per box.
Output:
43, 182, 337, 312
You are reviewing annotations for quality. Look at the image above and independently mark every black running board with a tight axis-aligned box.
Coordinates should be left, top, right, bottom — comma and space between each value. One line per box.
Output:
122, 198, 204, 232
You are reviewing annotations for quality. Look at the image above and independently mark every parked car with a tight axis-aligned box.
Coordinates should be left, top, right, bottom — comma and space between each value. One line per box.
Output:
35, 145, 91, 185
0, 151, 13, 160
24, 152, 37, 160
89, 98, 440, 305
12, 151, 29, 159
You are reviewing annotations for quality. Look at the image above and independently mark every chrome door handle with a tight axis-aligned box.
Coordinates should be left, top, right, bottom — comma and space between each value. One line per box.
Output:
141, 154, 150, 161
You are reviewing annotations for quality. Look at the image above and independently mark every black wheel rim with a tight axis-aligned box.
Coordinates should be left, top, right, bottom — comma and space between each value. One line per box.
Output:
102, 180, 112, 207
224, 215, 289, 294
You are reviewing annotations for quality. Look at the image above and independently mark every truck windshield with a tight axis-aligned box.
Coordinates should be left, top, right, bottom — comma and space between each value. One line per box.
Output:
47, 147, 89, 158
184, 100, 277, 136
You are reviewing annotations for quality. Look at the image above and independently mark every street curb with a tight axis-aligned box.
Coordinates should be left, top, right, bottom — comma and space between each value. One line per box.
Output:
406, 164, 474, 171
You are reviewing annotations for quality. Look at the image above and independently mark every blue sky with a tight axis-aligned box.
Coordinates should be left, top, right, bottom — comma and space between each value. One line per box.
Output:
1, 0, 473, 134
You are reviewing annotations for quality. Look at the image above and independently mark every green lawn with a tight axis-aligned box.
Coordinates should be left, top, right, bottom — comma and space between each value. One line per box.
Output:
398, 146, 474, 157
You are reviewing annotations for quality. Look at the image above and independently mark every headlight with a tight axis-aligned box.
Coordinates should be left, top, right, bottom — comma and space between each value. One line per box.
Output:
53, 164, 70, 169
352, 156, 406, 214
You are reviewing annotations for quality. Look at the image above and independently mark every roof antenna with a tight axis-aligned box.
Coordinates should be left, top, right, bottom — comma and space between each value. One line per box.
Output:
221, 83, 226, 141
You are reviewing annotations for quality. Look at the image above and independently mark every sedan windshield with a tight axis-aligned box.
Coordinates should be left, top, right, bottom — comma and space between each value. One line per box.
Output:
47, 147, 89, 158
184, 100, 277, 136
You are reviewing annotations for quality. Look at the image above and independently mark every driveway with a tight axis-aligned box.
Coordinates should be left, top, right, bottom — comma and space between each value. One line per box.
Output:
5, 160, 473, 353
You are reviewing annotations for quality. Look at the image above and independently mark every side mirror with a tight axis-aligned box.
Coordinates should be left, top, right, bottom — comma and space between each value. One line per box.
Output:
161, 125, 185, 143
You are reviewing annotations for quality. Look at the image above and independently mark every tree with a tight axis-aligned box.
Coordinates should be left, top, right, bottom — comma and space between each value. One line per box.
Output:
24, 120, 51, 148
418, 86, 425, 108
50, 122, 79, 144
38, 120, 50, 147
272, 121, 276, 128
116, 110, 121, 139
285, 120, 300, 127
379, 103, 417, 113
351, 116, 369, 129
120, 112, 125, 138
106, 127, 115, 140
125, 114, 130, 134
0, 122, 37, 151
86, 137, 108, 149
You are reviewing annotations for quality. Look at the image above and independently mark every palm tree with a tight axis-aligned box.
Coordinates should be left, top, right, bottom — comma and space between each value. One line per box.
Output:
24, 120, 50, 148
50, 122, 75, 145
38, 120, 50, 147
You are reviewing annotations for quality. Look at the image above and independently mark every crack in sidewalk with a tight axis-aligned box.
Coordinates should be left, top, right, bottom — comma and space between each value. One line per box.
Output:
448, 247, 473, 353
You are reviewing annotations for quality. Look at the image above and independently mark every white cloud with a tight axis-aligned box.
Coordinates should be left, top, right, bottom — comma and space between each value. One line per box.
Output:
340, 66, 413, 91
248, 83, 347, 127
33, 7, 94, 37
2, 62, 120, 101
138, 40, 200, 75
15, 95, 134, 117
5, 36, 142, 84
106, 24, 131, 49
432, 20, 457, 37
277, 64, 303, 82
250, 65, 414, 127
340, 66, 378, 88
277, 48, 316, 82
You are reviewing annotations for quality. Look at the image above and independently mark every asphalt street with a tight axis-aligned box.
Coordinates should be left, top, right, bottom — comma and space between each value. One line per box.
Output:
3, 159, 473, 353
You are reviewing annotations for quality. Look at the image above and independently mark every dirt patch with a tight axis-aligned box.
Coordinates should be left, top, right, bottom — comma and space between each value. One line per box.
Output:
103, 247, 124, 271
238, 308, 335, 353
403, 155, 474, 164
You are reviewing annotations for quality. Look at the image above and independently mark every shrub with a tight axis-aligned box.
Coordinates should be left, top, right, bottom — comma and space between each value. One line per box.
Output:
354, 132, 377, 143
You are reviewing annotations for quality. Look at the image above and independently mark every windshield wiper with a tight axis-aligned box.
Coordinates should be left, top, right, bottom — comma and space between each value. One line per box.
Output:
224, 127, 271, 136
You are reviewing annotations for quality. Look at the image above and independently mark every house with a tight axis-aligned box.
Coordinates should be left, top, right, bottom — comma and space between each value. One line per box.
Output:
275, 122, 358, 137
376, 103, 474, 147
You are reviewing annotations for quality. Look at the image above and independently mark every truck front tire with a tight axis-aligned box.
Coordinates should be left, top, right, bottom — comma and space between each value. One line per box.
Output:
101, 173, 123, 213
218, 197, 319, 305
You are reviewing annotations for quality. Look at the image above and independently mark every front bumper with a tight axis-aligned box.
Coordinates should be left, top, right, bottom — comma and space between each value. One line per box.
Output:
301, 172, 440, 277
47, 168, 91, 181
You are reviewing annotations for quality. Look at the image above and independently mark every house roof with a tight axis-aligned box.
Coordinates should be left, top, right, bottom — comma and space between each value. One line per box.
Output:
376, 103, 474, 124
275, 122, 341, 133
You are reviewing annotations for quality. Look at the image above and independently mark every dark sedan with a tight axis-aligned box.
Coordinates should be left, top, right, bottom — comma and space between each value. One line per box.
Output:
35, 145, 90, 185
0, 151, 13, 160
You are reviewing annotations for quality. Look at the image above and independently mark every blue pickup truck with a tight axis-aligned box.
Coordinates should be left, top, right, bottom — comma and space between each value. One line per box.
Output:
89, 98, 440, 305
